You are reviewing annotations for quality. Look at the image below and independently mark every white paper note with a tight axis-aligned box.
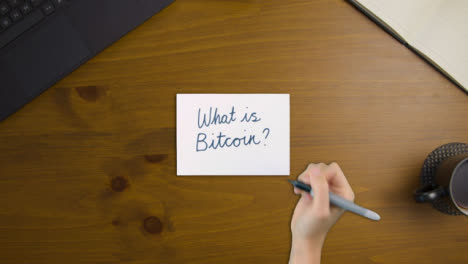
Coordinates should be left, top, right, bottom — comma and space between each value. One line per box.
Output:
177, 94, 290, 176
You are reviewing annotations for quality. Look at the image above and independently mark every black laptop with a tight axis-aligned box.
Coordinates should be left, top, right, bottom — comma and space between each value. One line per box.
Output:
0, 0, 174, 121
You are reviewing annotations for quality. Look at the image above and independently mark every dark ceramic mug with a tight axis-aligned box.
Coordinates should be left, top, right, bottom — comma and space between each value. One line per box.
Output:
414, 154, 468, 216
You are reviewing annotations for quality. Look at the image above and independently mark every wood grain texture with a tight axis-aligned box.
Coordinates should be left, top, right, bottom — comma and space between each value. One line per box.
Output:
1, 0, 468, 263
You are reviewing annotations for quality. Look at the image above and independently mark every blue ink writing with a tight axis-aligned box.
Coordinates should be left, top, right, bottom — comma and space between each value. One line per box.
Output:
240, 112, 261, 123
195, 105, 268, 152
262, 128, 270, 139
196, 131, 261, 152
262, 127, 271, 146
197, 106, 237, 129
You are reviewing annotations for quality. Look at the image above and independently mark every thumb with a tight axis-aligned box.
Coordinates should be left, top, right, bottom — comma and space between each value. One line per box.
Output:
309, 168, 330, 217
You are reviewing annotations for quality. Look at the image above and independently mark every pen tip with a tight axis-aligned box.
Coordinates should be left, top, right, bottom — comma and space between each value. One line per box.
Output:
287, 179, 295, 184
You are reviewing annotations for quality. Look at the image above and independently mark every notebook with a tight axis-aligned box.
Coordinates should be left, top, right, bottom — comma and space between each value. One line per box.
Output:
348, 0, 468, 94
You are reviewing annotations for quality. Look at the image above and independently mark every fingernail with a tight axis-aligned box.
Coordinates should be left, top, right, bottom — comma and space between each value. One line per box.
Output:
293, 187, 300, 195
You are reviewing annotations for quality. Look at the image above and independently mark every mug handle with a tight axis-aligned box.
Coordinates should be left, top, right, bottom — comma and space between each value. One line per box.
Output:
414, 183, 447, 203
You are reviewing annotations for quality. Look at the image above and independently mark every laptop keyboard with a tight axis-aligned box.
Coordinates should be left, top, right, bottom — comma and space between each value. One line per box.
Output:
0, 0, 68, 49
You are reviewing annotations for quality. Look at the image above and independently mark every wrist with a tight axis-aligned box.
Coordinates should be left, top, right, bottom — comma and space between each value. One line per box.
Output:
289, 238, 323, 264
291, 232, 326, 248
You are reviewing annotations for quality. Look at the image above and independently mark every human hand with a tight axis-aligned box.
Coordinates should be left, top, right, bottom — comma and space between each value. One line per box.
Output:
289, 163, 355, 264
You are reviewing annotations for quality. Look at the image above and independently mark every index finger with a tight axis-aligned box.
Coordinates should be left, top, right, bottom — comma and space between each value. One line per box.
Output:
297, 163, 323, 184
324, 162, 354, 201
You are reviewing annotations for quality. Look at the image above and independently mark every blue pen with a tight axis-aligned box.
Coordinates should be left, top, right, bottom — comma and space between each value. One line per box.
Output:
288, 180, 381, 221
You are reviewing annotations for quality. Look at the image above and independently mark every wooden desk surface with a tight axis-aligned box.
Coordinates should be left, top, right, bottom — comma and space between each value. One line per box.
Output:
1, 1, 467, 263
